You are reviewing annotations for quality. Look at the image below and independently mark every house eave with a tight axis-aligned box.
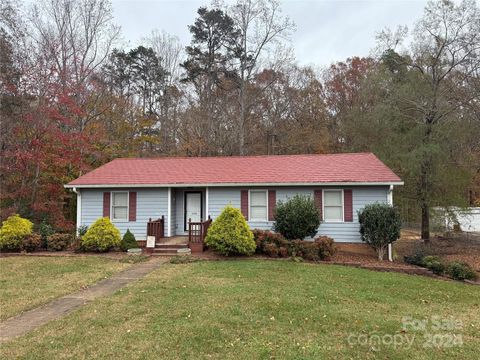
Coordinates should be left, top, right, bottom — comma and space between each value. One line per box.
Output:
65, 181, 404, 189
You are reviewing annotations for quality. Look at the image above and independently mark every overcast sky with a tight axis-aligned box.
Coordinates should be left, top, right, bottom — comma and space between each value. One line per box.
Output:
112, 0, 428, 67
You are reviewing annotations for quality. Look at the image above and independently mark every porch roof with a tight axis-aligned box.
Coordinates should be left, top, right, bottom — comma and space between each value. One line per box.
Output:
66, 153, 403, 188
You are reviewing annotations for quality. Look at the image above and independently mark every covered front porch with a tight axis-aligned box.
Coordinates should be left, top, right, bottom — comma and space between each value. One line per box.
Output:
145, 187, 212, 254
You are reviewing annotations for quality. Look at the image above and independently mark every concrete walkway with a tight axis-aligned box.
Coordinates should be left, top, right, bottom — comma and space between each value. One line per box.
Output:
0, 257, 164, 343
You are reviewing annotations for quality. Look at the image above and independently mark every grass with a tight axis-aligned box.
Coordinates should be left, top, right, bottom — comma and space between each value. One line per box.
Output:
1, 260, 480, 359
0, 256, 131, 320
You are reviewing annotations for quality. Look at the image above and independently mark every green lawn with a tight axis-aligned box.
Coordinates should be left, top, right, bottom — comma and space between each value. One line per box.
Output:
1, 260, 479, 359
0, 256, 131, 321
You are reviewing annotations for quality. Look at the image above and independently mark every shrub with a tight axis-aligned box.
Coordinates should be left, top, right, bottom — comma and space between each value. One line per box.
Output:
264, 242, 279, 257
358, 203, 401, 260
0, 214, 33, 251
120, 229, 137, 251
77, 225, 89, 237
47, 233, 71, 251
446, 262, 477, 281
205, 206, 256, 256
81, 217, 121, 252
37, 222, 54, 248
422, 256, 445, 275
314, 236, 337, 260
404, 249, 427, 266
252, 230, 287, 253
21, 233, 42, 252
274, 195, 320, 240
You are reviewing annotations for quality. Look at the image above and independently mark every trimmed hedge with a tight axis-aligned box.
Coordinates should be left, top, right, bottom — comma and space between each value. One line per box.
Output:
81, 217, 121, 252
252, 230, 336, 261
205, 206, 256, 256
358, 203, 401, 260
273, 195, 320, 240
0, 214, 33, 251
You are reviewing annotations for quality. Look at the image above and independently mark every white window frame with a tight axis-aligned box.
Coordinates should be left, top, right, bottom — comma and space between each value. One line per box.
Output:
111, 191, 129, 222
248, 189, 269, 222
322, 189, 344, 223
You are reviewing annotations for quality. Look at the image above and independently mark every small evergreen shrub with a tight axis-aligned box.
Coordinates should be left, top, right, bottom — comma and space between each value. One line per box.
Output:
404, 249, 427, 266
38, 222, 54, 248
446, 262, 477, 281
0, 214, 33, 251
21, 233, 42, 252
81, 217, 121, 252
120, 229, 137, 251
77, 225, 89, 237
47, 233, 71, 251
422, 256, 445, 275
274, 195, 320, 240
205, 206, 256, 256
358, 203, 401, 260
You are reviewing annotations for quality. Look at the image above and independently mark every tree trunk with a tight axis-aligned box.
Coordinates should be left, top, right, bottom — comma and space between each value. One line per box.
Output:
377, 246, 386, 261
421, 202, 430, 241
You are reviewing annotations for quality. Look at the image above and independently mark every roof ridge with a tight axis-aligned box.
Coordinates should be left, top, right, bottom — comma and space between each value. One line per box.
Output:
111, 152, 375, 161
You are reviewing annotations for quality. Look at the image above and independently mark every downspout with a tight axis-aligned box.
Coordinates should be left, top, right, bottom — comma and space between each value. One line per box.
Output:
387, 185, 394, 262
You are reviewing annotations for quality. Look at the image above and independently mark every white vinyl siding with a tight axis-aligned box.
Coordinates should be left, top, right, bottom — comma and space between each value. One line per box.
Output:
249, 190, 268, 221
323, 190, 343, 222
81, 188, 168, 239
111, 192, 128, 222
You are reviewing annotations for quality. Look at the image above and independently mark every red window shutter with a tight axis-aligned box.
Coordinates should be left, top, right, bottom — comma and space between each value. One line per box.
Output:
314, 189, 323, 221
268, 190, 276, 221
103, 192, 111, 218
129, 192, 137, 221
344, 189, 353, 222
240, 190, 249, 220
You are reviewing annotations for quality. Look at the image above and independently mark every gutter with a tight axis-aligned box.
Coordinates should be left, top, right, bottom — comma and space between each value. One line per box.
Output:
64, 181, 404, 189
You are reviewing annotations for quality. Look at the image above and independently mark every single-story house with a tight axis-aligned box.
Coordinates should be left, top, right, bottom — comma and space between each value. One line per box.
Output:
65, 152, 402, 251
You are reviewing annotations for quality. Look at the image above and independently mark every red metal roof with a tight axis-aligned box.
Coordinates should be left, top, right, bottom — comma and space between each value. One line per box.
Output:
66, 153, 402, 187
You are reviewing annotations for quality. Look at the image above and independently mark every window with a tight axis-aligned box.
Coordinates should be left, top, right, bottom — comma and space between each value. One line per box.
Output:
112, 192, 128, 221
249, 190, 268, 221
323, 190, 343, 222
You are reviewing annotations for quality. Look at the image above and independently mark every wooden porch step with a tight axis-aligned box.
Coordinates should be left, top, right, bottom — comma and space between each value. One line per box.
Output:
155, 243, 188, 249
151, 247, 189, 255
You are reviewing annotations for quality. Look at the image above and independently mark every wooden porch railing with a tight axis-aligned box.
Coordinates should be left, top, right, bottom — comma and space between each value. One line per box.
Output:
147, 216, 165, 243
188, 216, 212, 249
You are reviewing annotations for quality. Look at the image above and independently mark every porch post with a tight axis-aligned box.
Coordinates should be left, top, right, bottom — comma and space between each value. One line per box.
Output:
205, 187, 209, 219
167, 187, 171, 237
387, 185, 394, 262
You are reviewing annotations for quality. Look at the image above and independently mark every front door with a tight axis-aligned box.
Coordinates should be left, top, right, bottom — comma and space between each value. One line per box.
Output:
185, 192, 202, 231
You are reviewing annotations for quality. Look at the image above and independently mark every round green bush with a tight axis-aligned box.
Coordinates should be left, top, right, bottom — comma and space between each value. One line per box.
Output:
120, 229, 137, 251
422, 256, 445, 275
205, 206, 256, 256
0, 214, 33, 251
273, 195, 320, 240
446, 261, 477, 281
81, 217, 121, 252
358, 203, 401, 260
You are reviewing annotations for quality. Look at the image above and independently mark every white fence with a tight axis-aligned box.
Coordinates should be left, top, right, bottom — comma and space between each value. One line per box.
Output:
433, 207, 480, 232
